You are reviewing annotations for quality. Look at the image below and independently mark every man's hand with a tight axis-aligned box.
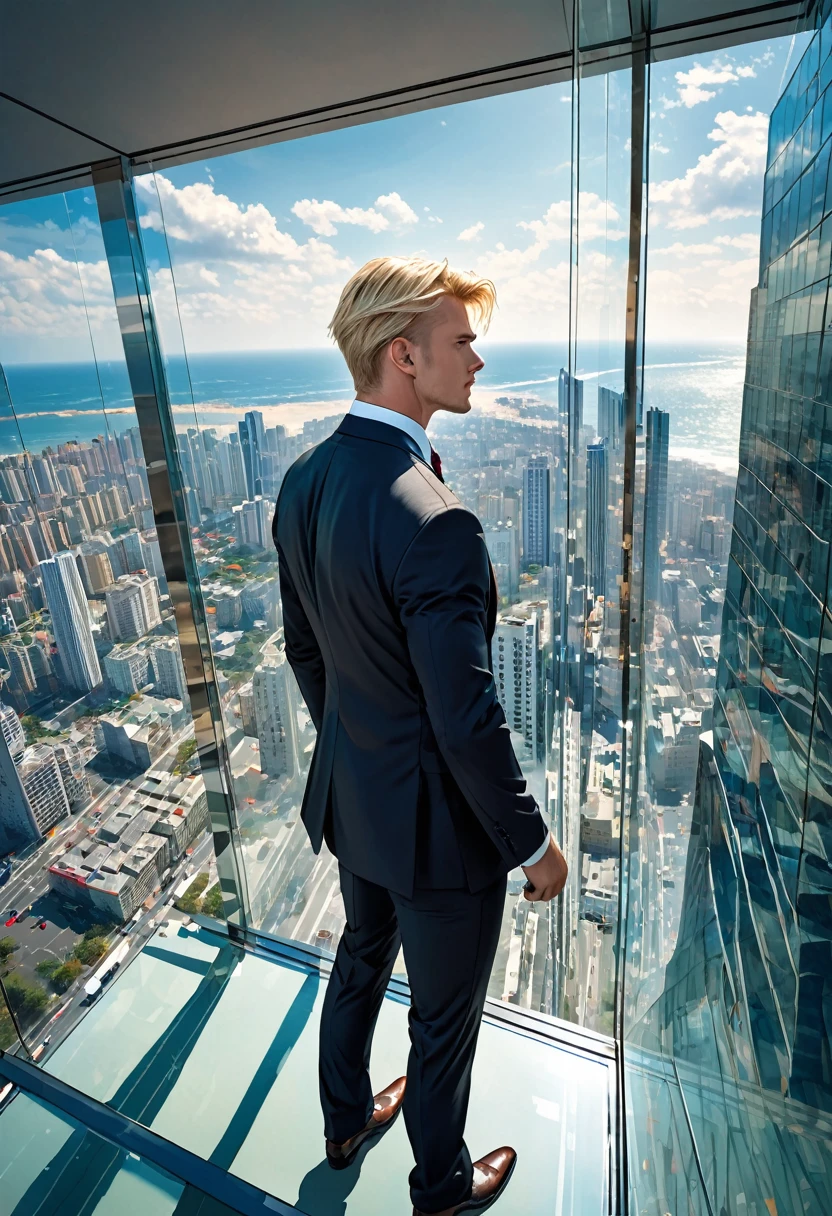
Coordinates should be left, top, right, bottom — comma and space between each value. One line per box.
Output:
522, 835, 568, 902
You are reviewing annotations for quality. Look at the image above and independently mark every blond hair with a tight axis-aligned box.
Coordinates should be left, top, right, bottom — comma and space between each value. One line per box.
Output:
329, 256, 496, 393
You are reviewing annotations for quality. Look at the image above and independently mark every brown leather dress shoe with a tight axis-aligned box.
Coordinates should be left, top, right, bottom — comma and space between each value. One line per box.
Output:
412, 1147, 517, 1215
325, 1076, 406, 1170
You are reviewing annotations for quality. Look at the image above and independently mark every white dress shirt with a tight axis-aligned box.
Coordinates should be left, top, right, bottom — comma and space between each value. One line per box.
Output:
347, 399, 551, 871
350, 399, 432, 463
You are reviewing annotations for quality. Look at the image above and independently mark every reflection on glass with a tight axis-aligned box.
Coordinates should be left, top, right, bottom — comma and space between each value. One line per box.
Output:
0, 189, 214, 1060
622, 24, 832, 1216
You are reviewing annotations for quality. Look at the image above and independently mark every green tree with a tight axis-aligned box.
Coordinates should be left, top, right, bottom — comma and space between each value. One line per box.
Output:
0, 1000, 16, 1050
36, 959, 61, 979
173, 737, 198, 777
174, 871, 210, 914
0, 936, 18, 965
4, 973, 49, 1019
50, 958, 84, 993
73, 937, 108, 966
84, 923, 116, 941
201, 884, 224, 919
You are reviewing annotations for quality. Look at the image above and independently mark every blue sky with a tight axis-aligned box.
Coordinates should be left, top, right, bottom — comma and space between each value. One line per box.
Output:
0, 32, 811, 363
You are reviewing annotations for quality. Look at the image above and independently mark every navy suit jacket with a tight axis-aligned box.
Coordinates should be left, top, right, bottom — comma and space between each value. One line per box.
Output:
273, 413, 547, 896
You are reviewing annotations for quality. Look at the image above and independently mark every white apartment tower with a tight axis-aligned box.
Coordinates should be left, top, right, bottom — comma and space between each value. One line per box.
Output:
494, 610, 541, 762
253, 649, 299, 779
0, 701, 25, 759
150, 638, 189, 703
234, 496, 271, 550
40, 550, 102, 693
0, 717, 40, 854
105, 574, 162, 641
19, 744, 71, 834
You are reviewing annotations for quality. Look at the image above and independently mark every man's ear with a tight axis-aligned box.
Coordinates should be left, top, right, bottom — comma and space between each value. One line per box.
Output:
389, 336, 417, 377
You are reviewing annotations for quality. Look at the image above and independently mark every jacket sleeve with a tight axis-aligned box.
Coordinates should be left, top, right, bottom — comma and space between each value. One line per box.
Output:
393, 506, 548, 868
276, 546, 326, 733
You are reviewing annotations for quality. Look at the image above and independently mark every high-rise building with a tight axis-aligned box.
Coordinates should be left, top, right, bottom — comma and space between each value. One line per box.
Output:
105, 574, 162, 641
522, 455, 551, 568
40, 550, 102, 693
234, 497, 271, 550
485, 522, 520, 601
494, 609, 541, 762
0, 706, 40, 855
52, 740, 91, 811
237, 680, 258, 737
19, 743, 70, 834
104, 643, 151, 695
643, 408, 669, 624
213, 588, 243, 629
665, 30, 832, 1129
586, 441, 608, 604
253, 646, 299, 779
558, 367, 584, 432
239, 410, 265, 500
149, 637, 188, 704
5, 644, 36, 696
77, 547, 115, 597
0, 701, 25, 760
597, 386, 624, 451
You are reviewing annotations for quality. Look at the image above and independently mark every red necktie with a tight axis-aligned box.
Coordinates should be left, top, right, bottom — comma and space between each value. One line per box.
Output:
430, 446, 444, 482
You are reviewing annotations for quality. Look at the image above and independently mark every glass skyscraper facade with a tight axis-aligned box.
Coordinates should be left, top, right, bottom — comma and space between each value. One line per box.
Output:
624, 18, 832, 1214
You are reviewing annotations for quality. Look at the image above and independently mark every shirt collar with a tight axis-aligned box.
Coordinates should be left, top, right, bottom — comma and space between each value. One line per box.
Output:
349, 399, 431, 464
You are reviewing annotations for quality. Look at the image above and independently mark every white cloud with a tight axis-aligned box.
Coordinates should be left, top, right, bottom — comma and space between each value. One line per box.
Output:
127, 173, 364, 350
0, 246, 122, 357
715, 232, 759, 252
475, 192, 624, 283
291, 198, 387, 236
374, 191, 419, 226
138, 174, 309, 260
650, 110, 769, 230
652, 241, 721, 257
290, 190, 417, 235
662, 59, 757, 109
644, 252, 758, 341
651, 142, 670, 155
458, 221, 485, 241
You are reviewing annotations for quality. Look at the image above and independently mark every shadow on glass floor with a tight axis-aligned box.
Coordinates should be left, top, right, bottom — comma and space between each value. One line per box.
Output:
7, 921, 613, 1215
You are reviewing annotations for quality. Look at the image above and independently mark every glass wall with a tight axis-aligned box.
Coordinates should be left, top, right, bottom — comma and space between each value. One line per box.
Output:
0, 187, 215, 1059
132, 86, 589, 1009
617, 18, 832, 1216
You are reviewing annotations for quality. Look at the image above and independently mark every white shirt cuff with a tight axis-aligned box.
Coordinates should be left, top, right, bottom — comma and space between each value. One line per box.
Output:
521, 832, 551, 869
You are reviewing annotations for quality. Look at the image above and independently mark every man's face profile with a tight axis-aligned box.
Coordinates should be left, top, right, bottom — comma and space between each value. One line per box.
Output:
393, 295, 486, 417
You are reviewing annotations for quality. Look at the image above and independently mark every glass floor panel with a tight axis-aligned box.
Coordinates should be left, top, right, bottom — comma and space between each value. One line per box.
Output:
32, 921, 611, 1214
0, 1090, 240, 1216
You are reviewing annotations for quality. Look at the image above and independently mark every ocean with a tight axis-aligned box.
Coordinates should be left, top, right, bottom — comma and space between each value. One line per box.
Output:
0, 343, 747, 472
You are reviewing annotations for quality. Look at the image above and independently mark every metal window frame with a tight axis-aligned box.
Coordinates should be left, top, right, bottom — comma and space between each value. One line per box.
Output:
92, 156, 251, 931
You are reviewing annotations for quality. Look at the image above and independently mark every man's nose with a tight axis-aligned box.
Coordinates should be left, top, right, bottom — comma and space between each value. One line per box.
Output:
471, 350, 485, 372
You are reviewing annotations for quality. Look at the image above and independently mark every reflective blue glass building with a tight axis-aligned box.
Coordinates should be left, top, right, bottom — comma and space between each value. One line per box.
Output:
637, 14, 832, 1212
